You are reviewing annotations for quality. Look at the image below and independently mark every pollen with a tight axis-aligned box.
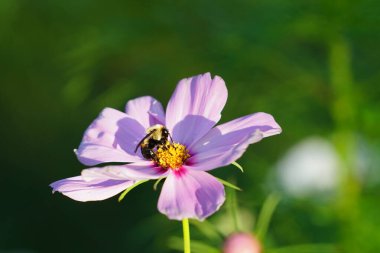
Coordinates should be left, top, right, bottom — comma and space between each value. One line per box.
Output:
155, 142, 190, 170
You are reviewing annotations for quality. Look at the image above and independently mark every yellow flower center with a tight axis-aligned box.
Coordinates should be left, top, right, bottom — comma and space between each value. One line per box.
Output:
155, 142, 190, 170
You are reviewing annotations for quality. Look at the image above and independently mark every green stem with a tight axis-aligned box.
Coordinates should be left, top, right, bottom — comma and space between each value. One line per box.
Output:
328, 32, 360, 253
256, 193, 281, 241
227, 187, 240, 231
182, 218, 191, 253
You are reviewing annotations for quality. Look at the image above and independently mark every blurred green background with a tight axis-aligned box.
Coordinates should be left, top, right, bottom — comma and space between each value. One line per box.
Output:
1, 0, 380, 252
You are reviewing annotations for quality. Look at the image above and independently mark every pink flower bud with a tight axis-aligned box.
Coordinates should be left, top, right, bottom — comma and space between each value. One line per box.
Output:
223, 232, 262, 253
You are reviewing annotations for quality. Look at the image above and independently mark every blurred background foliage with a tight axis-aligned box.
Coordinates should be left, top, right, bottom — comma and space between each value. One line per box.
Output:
1, 0, 380, 252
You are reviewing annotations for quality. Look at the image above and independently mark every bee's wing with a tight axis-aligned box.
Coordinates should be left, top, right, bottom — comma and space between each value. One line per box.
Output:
134, 130, 157, 153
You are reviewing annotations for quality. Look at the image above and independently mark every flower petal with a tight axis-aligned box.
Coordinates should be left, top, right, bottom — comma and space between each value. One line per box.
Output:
157, 169, 225, 221
125, 96, 165, 129
187, 112, 282, 171
76, 108, 146, 166
50, 176, 134, 202
166, 73, 228, 146
81, 162, 169, 181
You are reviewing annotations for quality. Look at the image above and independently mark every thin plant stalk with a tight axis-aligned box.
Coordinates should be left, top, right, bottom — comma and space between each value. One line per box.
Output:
182, 218, 191, 253
227, 187, 240, 231
256, 193, 280, 241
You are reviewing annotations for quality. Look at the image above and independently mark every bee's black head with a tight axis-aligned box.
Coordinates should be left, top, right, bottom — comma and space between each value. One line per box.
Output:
162, 127, 173, 142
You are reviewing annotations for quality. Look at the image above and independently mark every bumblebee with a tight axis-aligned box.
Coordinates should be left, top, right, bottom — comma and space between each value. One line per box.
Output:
134, 124, 172, 161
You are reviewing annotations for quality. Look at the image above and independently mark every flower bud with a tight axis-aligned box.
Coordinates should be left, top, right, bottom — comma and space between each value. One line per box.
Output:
223, 232, 261, 253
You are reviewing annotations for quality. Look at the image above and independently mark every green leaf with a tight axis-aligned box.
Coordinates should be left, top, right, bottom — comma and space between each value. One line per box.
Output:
266, 244, 338, 253
190, 219, 223, 243
191, 240, 221, 253
231, 161, 244, 172
153, 177, 165, 191
168, 237, 220, 253
118, 180, 149, 202
255, 193, 281, 241
215, 177, 242, 191
167, 236, 184, 251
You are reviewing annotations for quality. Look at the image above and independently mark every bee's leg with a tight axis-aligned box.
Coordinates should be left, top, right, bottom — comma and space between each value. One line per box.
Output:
168, 133, 173, 143
162, 141, 169, 150
157, 140, 169, 150
142, 148, 154, 160
150, 152, 159, 164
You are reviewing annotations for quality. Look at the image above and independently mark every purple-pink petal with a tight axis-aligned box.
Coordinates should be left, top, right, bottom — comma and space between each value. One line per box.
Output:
50, 176, 135, 202
125, 96, 165, 129
157, 168, 225, 221
81, 162, 168, 181
187, 112, 282, 171
75, 108, 146, 166
166, 73, 228, 147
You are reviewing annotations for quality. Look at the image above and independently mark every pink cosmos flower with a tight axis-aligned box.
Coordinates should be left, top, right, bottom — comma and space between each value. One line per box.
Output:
50, 73, 281, 221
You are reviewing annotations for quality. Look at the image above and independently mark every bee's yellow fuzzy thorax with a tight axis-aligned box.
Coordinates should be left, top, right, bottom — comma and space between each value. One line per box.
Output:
156, 142, 190, 170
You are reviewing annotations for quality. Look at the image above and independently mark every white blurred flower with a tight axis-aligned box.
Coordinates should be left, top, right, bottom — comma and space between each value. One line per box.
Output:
277, 137, 341, 198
